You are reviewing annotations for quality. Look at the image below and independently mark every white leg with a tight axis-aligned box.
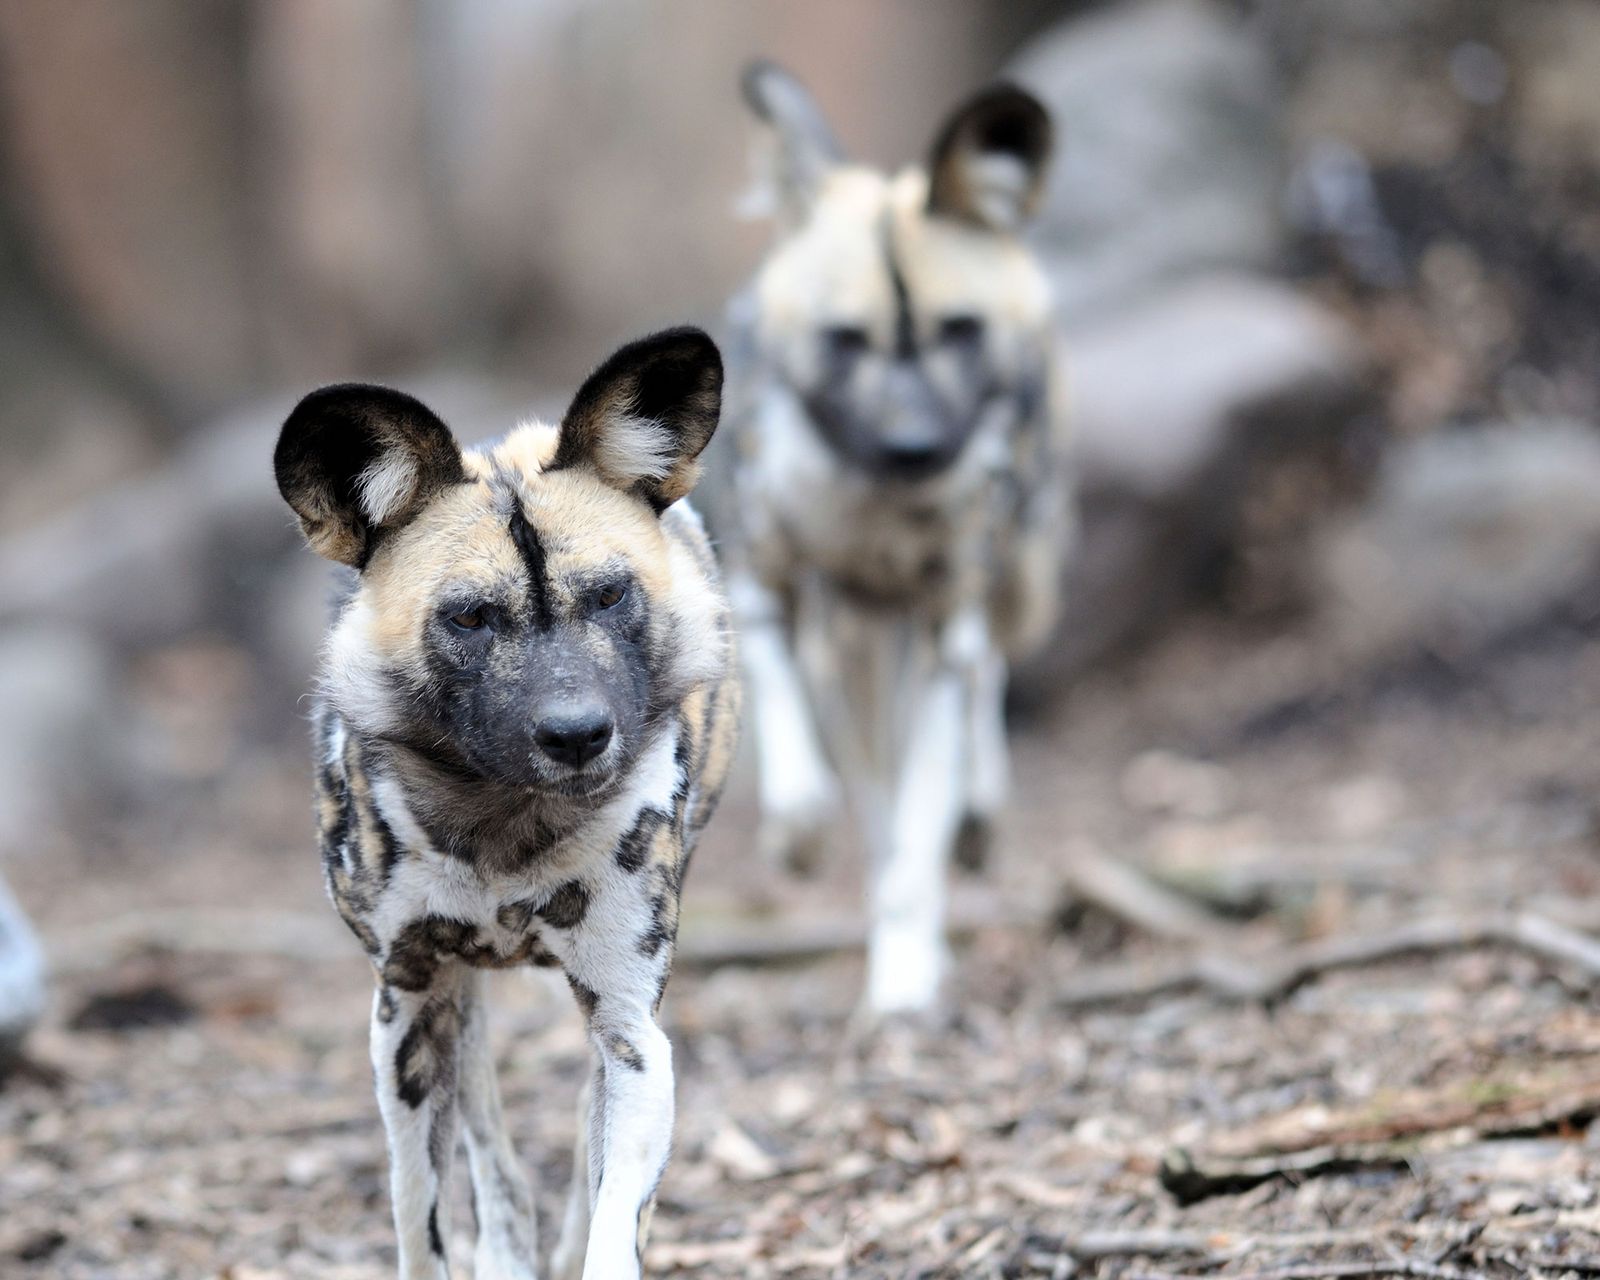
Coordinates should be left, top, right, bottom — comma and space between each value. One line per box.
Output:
731, 574, 839, 874
552, 865, 682, 1279
549, 1068, 594, 1280
371, 979, 463, 1280
579, 1004, 674, 1279
865, 664, 966, 1015
455, 973, 539, 1280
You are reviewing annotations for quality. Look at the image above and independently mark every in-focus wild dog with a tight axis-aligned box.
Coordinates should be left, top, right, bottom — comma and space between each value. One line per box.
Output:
274, 328, 739, 1280
725, 63, 1072, 1015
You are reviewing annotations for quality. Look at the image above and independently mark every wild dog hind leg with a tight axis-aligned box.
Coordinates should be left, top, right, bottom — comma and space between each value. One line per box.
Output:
953, 612, 1009, 873
731, 573, 839, 873
550, 1068, 594, 1280
455, 971, 539, 1280
370, 973, 466, 1280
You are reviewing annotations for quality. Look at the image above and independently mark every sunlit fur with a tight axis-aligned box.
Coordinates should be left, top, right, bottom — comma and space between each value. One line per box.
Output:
277, 328, 739, 1280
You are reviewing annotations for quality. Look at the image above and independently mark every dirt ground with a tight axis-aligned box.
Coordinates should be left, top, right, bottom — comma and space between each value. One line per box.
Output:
6, 596, 1600, 1280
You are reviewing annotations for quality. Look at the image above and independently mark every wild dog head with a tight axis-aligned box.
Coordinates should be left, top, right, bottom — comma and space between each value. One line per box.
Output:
741, 62, 1055, 483
276, 328, 726, 798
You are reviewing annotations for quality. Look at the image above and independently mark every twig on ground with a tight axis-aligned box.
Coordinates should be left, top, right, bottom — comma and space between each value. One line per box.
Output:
1059, 840, 1242, 945
1125, 1264, 1482, 1280
1057, 911, 1600, 1011
1160, 1066, 1600, 1203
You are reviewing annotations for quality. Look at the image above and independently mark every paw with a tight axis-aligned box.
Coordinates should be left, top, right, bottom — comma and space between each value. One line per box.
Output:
952, 811, 995, 876
863, 929, 947, 1017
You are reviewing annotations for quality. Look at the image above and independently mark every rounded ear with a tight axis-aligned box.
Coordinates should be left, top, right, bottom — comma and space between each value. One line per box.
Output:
926, 83, 1053, 232
274, 384, 465, 568
741, 59, 844, 228
552, 327, 723, 513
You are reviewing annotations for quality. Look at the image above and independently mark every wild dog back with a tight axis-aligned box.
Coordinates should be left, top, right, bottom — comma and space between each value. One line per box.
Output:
275, 327, 739, 1280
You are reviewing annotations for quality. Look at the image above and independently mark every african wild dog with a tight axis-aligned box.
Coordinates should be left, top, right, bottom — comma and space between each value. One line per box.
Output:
274, 328, 739, 1280
724, 63, 1072, 1014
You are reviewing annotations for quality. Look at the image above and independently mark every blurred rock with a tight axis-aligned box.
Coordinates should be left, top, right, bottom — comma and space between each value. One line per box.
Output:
1022, 276, 1370, 686
0, 401, 296, 654
1313, 419, 1600, 661
1011, 0, 1282, 322
0, 625, 122, 854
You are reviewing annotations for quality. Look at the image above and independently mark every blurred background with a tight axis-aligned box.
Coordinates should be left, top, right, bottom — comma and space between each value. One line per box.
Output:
6, 2, 1600, 1277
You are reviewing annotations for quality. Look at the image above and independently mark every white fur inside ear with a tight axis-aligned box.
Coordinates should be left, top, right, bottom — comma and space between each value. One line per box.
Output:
595, 413, 676, 485
356, 451, 419, 525
965, 152, 1031, 230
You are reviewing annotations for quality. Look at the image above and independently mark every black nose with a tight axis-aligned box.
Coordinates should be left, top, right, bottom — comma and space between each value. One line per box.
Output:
533, 707, 614, 768
879, 438, 949, 478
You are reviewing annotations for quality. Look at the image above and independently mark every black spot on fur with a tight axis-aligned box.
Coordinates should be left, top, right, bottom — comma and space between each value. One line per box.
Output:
605, 1032, 645, 1072
382, 915, 476, 992
568, 977, 600, 1020
376, 986, 397, 1024
318, 763, 350, 870
637, 893, 675, 958
538, 880, 591, 930
497, 899, 538, 932
428, 1203, 444, 1257
394, 998, 458, 1109
615, 808, 668, 873
371, 808, 403, 883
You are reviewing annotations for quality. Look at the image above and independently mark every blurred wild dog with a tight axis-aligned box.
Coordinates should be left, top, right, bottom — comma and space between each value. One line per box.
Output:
724, 63, 1072, 1015
275, 329, 739, 1280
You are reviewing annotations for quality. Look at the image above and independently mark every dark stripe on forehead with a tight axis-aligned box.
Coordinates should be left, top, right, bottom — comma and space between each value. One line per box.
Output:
508, 504, 554, 628
879, 207, 917, 360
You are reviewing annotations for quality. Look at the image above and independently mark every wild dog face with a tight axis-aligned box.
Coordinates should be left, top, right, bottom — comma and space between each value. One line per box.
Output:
743, 62, 1055, 482
275, 328, 726, 799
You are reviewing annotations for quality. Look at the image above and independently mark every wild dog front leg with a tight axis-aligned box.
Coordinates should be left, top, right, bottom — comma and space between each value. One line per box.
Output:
578, 996, 674, 1278
559, 881, 680, 1278
866, 660, 966, 1015
731, 574, 838, 874
370, 975, 465, 1280
455, 971, 539, 1280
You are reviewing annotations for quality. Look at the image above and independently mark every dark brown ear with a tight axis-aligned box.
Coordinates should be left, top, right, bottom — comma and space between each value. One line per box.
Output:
741, 59, 844, 227
553, 327, 723, 512
274, 384, 465, 567
926, 84, 1053, 232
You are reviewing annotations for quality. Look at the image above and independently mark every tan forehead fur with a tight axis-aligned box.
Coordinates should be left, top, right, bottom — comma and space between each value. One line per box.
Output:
755, 165, 1051, 338
358, 420, 675, 655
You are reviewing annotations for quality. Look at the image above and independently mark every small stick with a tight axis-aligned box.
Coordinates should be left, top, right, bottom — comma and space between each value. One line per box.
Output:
1060, 840, 1241, 945
1126, 1263, 1483, 1280
1057, 911, 1600, 1011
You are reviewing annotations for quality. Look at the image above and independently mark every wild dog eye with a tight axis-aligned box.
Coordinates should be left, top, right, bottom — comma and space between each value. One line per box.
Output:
593, 583, 627, 611
822, 325, 871, 360
446, 606, 489, 632
937, 314, 985, 347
